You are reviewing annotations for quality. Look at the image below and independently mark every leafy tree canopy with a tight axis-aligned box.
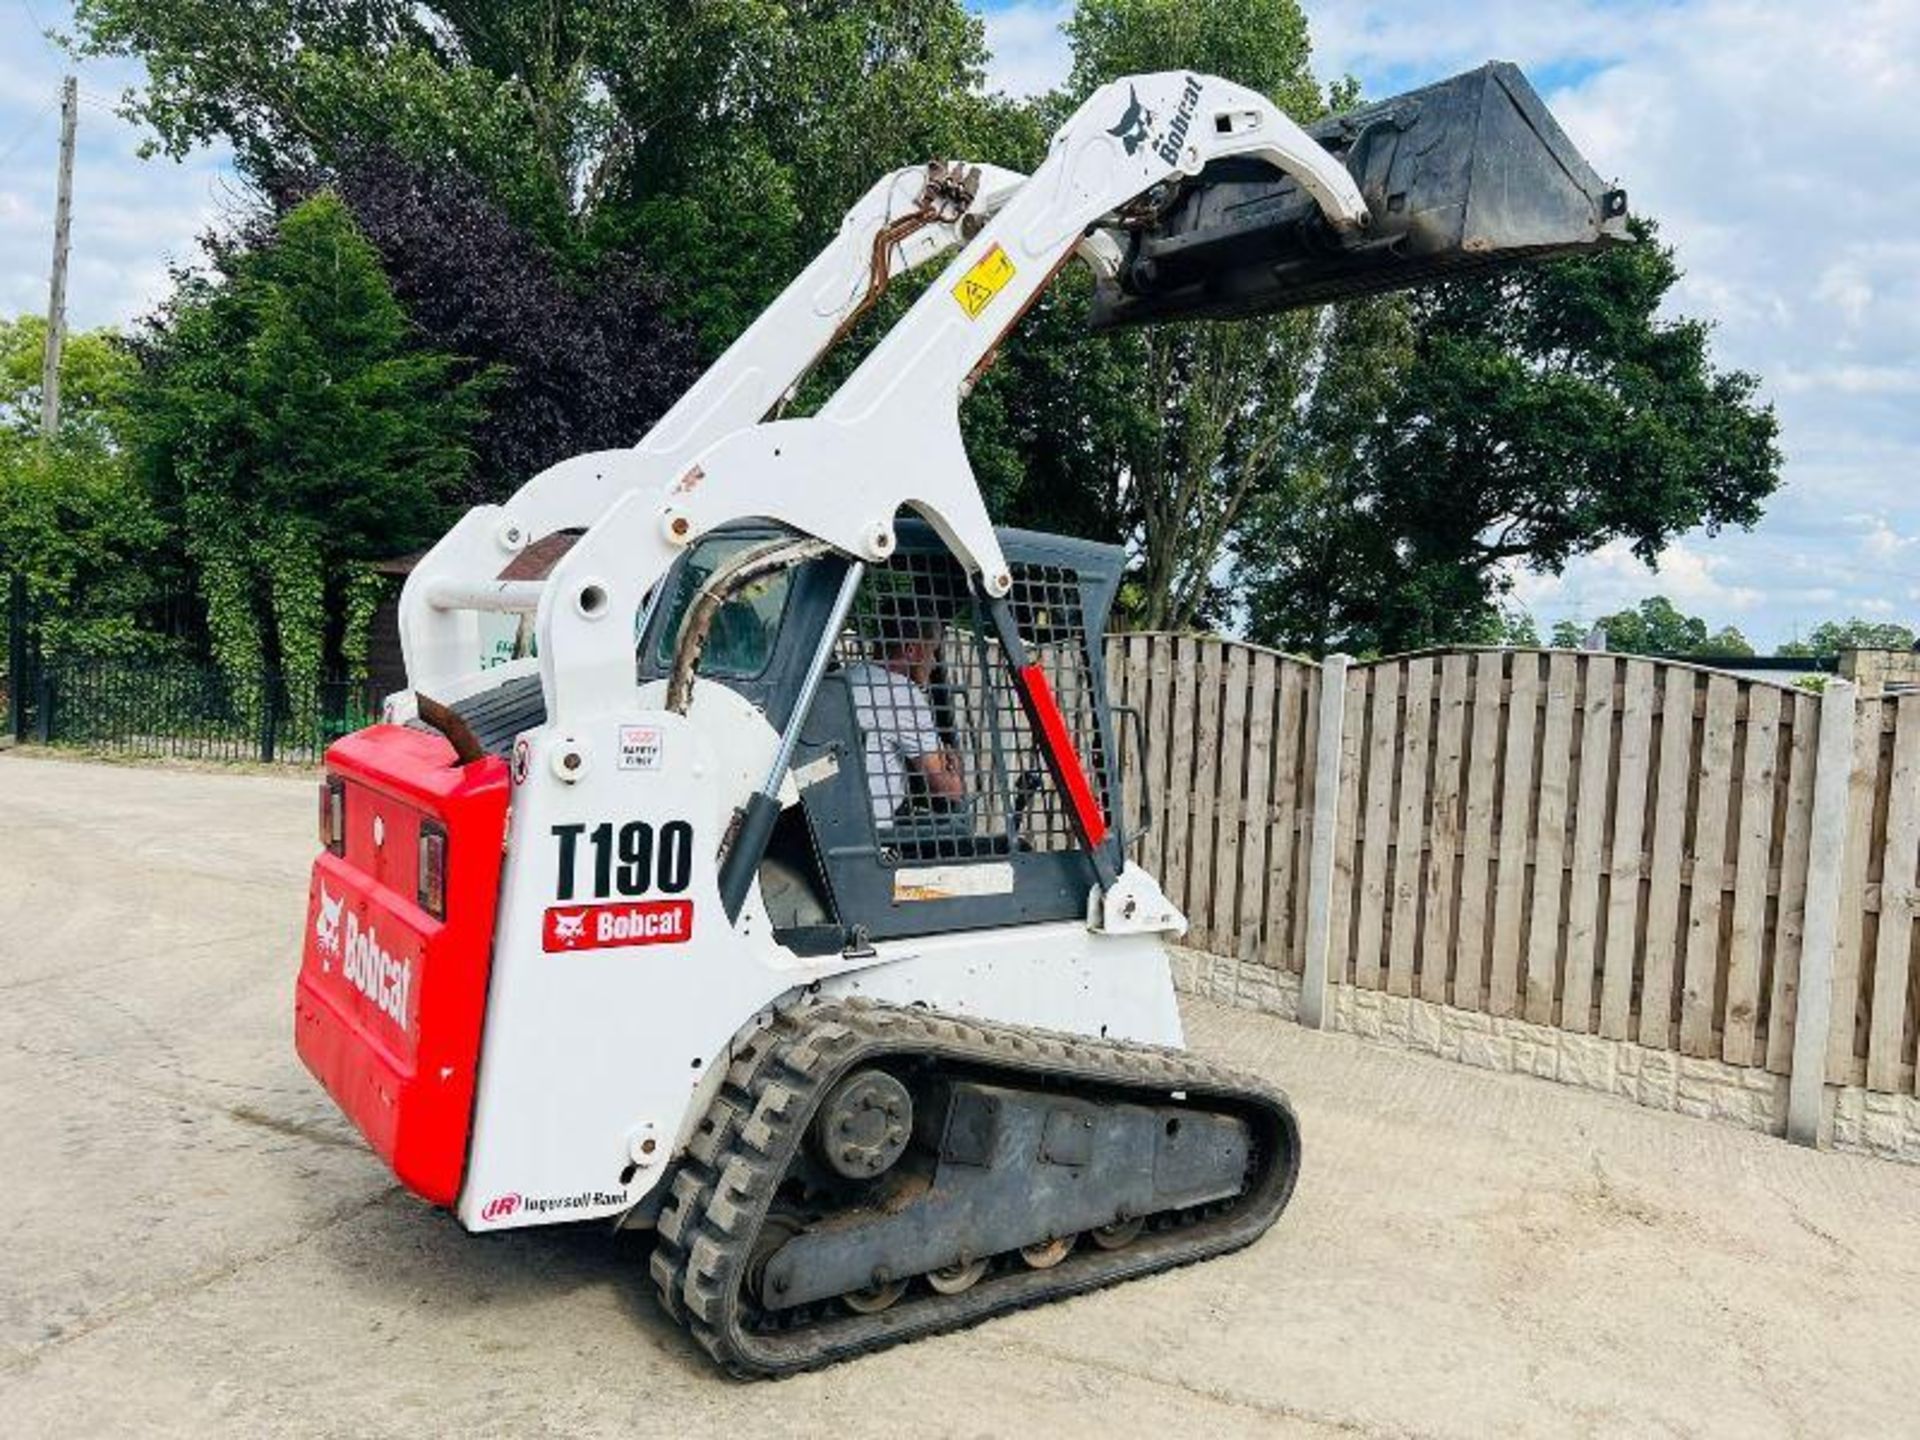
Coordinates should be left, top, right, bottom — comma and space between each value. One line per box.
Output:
1547, 595, 1754, 657
71, 0, 1785, 655
0, 317, 165, 658
130, 192, 488, 687
0, 315, 137, 444
981, 0, 1357, 631
1239, 219, 1781, 654
69, 0, 1016, 352
1777, 618, 1917, 656
276, 149, 702, 501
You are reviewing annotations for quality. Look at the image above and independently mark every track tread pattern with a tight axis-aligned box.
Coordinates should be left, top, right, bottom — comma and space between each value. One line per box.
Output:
648, 999, 1300, 1377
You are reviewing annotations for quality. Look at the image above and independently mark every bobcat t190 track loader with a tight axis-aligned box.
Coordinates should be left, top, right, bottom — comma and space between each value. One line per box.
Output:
295, 63, 1627, 1374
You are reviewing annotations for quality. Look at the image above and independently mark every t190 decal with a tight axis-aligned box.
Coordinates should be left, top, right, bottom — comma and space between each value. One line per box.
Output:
552, 819, 693, 901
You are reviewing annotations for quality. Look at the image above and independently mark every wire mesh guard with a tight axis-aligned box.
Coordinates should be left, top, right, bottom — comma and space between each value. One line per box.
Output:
835, 552, 1109, 863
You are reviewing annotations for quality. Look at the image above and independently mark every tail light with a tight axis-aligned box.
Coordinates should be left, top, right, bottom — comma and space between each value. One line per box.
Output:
320, 777, 346, 855
418, 821, 447, 919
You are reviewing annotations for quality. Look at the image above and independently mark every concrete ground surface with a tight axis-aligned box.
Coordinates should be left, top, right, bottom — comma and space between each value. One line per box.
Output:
3, 752, 1919, 1440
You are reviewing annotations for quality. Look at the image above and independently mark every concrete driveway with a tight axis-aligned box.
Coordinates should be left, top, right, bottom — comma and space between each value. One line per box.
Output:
3, 752, 1919, 1439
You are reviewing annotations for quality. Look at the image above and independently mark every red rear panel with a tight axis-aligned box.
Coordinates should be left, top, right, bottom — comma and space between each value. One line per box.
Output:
295, 725, 509, 1206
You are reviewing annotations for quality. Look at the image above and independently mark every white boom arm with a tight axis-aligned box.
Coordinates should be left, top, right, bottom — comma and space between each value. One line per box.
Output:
535, 72, 1366, 720
399, 160, 1028, 695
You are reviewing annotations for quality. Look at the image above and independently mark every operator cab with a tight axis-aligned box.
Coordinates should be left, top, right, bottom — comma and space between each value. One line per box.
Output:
634, 520, 1130, 952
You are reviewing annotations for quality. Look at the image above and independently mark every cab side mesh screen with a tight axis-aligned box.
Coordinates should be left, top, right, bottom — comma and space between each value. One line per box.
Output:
835, 553, 1108, 862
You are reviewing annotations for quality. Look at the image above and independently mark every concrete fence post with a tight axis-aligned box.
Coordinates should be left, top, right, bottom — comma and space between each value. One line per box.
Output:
1787, 677, 1857, 1147
1299, 653, 1351, 1030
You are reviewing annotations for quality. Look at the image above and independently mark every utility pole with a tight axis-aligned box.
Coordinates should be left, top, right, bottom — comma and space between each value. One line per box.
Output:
40, 75, 77, 441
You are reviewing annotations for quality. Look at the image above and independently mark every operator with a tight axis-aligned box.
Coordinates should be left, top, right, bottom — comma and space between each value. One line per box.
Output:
846, 612, 966, 826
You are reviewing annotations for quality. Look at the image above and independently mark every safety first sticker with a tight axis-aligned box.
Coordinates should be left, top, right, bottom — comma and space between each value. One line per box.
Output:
952, 243, 1016, 318
618, 724, 662, 771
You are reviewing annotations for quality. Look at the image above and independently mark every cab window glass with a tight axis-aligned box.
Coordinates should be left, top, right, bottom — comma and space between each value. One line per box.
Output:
652, 536, 794, 678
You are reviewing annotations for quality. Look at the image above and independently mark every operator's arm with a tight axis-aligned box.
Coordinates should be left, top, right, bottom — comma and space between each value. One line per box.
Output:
908, 747, 965, 801
892, 679, 965, 803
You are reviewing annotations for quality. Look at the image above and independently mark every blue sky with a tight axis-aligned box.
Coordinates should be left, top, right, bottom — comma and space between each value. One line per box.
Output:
5, 0, 1918, 650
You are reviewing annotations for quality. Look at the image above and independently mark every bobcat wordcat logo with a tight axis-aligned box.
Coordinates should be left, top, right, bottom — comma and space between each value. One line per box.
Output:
1108, 85, 1153, 155
314, 882, 345, 964
340, 908, 413, 1031
1107, 75, 1202, 165
1154, 74, 1204, 166
543, 900, 695, 952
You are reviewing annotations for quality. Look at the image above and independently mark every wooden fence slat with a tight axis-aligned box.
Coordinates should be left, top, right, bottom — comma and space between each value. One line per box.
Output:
1867, 697, 1920, 1091
1163, 637, 1199, 922
1639, 667, 1696, 1050
1292, 670, 1323, 973
1266, 663, 1307, 966
1600, 661, 1655, 1041
1327, 665, 1367, 986
1113, 637, 1146, 852
1210, 646, 1251, 959
1128, 636, 1153, 838
1422, 654, 1469, 1005
1186, 642, 1225, 949
1454, 652, 1504, 1013
1826, 699, 1882, 1082
1353, 665, 1401, 990
1524, 652, 1578, 1025
1489, 652, 1540, 1017
1108, 639, 1919, 1101
1723, 684, 1780, 1066
1681, 675, 1738, 1057
1300, 656, 1348, 1021
1142, 637, 1175, 884
1237, 651, 1277, 963
1788, 678, 1860, 1141
1562, 655, 1615, 1034
1766, 691, 1817, 1075
1388, 658, 1434, 997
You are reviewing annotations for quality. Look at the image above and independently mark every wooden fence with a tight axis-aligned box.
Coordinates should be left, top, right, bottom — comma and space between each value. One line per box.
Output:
1105, 635, 1920, 1112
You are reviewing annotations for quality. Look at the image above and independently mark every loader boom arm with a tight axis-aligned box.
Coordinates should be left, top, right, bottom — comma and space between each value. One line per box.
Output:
534, 73, 1369, 721
398, 160, 1029, 696
398, 64, 1623, 901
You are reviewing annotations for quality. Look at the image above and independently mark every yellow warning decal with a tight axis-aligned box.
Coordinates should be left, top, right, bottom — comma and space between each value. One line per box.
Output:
952, 243, 1016, 319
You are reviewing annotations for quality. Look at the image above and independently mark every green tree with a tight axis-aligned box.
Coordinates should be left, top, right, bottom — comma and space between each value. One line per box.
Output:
981, 0, 1375, 632
1458, 605, 1541, 648
131, 193, 487, 694
75, 0, 1784, 653
70, 0, 1014, 355
1777, 618, 1916, 656
1239, 220, 1780, 653
0, 317, 169, 658
1548, 596, 1754, 657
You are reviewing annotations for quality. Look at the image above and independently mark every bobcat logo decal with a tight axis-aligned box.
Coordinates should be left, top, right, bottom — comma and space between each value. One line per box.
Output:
1108, 85, 1153, 155
550, 910, 587, 947
314, 882, 345, 966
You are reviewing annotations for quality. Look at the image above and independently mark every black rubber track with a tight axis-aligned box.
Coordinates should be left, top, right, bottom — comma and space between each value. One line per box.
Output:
648, 999, 1301, 1377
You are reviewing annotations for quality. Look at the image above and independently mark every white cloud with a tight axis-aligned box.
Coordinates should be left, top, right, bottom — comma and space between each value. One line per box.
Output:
0, 8, 233, 331
1305, 0, 1920, 647
981, 2, 1074, 97
1776, 365, 1920, 397
975, 0, 1920, 645
1509, 539, 1763, 619
6, 0, 1918, 649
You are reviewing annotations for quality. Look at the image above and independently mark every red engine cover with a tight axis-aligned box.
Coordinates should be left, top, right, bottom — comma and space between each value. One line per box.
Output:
294, 725, 509, 1206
